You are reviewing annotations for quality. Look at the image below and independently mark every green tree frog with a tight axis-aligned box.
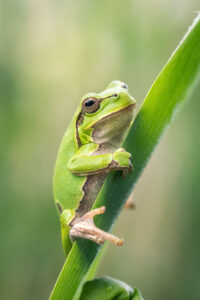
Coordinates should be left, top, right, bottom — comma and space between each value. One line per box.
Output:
53, 80, 136, 255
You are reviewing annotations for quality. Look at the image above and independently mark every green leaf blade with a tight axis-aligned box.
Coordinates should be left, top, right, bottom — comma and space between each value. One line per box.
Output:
79, 276, 135, 300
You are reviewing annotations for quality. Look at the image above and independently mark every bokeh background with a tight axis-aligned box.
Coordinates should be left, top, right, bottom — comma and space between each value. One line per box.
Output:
1, 1, 200, 299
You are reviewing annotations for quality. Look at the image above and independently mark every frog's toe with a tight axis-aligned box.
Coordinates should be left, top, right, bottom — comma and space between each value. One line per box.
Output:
122, 168, 128, 178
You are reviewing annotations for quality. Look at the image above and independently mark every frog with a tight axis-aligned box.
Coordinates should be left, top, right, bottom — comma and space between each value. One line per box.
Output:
53, 80, 136, 255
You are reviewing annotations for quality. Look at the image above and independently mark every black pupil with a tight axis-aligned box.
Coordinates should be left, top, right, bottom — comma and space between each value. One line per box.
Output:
85, 100, 95, 107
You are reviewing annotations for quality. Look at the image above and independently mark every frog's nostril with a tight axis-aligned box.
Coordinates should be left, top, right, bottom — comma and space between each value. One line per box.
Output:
121, 83, 128, 89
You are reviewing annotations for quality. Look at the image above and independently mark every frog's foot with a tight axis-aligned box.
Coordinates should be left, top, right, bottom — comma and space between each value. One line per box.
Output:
69, 206, 124, 246
112, 148, 133, 178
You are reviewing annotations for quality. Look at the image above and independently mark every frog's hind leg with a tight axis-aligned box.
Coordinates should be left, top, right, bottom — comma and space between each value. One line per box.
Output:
69, 206, 124, 246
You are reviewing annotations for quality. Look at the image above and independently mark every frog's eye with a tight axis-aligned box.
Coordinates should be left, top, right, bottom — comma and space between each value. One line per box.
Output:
82, 97, 100, 113
121, 83, 128, 89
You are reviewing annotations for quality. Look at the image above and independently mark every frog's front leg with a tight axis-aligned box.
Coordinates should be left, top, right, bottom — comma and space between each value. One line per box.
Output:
68, 144, 133, 176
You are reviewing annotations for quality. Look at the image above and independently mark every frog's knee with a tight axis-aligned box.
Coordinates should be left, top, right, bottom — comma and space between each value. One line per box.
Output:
60, 209, 75, 226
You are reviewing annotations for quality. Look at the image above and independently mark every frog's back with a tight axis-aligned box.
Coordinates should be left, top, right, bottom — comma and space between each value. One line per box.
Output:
53, 115, 86, 212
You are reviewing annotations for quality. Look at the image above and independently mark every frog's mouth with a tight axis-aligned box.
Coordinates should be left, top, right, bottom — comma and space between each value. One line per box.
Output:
98, 93, 118, 103
93, 102, 136, 126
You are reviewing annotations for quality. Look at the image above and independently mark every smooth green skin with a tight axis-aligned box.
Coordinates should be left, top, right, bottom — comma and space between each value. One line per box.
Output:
53, 80, 136, 255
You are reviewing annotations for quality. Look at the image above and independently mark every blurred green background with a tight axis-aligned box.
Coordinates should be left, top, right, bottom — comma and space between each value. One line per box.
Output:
0, 1, 200, 299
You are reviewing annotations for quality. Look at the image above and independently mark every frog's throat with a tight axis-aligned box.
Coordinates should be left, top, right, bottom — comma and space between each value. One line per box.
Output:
92, 103, 135, 146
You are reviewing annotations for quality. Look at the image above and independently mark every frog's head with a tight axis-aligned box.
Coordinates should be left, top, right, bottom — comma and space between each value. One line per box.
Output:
77, 80, 136, 146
